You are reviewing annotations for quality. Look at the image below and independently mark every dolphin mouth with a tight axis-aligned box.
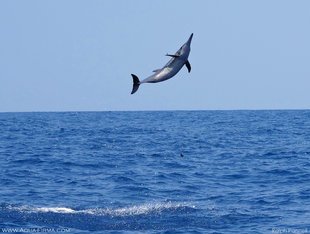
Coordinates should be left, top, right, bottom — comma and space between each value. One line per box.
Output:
187, 33, 193, 45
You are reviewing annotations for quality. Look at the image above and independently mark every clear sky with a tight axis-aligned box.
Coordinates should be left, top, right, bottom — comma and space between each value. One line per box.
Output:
1, 0, 310, 112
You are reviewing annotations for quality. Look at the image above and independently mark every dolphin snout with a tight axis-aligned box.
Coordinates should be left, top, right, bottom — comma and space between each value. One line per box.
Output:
187, 33, 193, 45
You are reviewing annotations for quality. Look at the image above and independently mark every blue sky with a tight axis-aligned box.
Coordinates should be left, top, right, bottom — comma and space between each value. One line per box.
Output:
1, 0, 310, 112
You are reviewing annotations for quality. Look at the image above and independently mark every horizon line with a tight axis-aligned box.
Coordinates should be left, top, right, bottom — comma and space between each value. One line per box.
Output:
0, 108, 310, 114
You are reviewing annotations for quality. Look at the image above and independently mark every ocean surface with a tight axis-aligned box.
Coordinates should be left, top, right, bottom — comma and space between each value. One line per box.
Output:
0, 110, 310, 233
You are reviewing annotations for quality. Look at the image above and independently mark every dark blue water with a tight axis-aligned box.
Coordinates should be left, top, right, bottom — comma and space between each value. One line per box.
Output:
0, 111, 310, 233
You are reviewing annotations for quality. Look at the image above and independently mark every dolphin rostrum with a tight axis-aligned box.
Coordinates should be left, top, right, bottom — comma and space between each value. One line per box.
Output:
131, 33, 193, 94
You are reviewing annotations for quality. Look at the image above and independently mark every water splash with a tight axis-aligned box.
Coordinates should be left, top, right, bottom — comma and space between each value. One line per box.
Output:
5, 201, 196, 217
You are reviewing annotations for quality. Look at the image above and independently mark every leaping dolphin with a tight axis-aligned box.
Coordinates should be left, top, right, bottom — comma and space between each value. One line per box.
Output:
131, 33, 193, 94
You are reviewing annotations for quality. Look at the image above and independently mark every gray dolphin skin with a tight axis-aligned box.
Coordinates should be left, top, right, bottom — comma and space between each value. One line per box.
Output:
131, 33, 193, 94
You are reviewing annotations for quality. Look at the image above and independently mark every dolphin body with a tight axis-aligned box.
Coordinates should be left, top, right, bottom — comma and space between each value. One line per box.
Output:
131, 33, 193, 94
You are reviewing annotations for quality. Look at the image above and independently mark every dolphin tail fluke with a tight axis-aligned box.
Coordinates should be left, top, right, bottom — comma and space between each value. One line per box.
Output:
131, 74, 140, 94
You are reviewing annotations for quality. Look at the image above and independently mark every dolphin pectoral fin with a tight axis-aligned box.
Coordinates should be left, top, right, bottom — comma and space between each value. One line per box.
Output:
185, 60, 191, 73
166, 53, 180, 58
152, 69, 161, 73
131, 74, 140, 94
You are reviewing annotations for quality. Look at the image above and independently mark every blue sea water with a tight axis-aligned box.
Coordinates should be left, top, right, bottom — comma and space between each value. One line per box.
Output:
0, 110, 310, 233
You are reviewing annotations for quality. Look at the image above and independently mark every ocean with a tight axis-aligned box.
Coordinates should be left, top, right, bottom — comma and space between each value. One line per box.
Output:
0, 110, 309, 233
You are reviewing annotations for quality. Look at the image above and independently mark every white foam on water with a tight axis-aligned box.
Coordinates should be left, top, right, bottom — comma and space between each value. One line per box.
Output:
7, 205, 77, 214
106, 202, 195, 216
35, 207, 76, 213
6, 201, 196, 217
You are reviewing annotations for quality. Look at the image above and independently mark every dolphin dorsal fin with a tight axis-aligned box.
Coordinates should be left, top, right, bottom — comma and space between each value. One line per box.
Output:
152, 69, 161, 73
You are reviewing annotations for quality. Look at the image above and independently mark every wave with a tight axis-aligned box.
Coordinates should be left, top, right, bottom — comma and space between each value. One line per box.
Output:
0, 201, 278, 232
5, 201, 196, 217
1, 202, 200, 231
